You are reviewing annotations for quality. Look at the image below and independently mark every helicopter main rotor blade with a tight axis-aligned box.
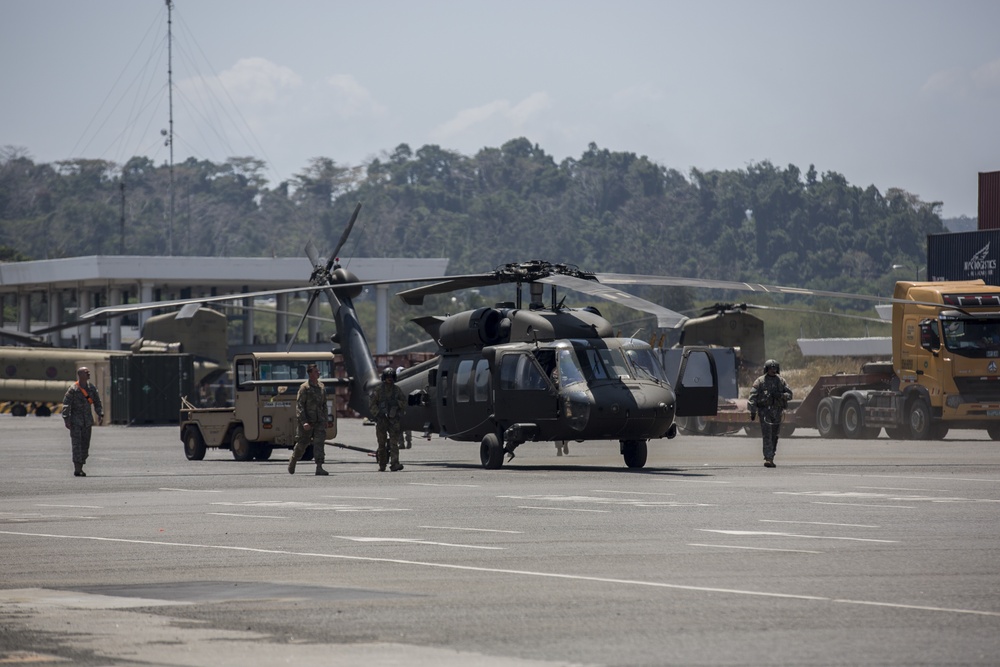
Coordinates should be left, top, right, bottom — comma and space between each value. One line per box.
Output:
327, 203, 363, 271
540, 274, 687, 328
286, 291, 320, 352
596, 273, 896, 305
396, 275, 509, 305
304, 239, 322, 270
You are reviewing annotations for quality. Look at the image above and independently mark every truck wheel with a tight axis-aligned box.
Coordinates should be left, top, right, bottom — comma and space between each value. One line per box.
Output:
621, 439, 647, 469
907, 399, 934, 440
183, 428, 207, 461
988, 425, 1000, 441
253, 444, 274, 461
816, 397, 842, 438
744, 423, 761, 438
302, 445, 314, 461
780, 424, 796, 438
840, 398, 879, 439
480, 433, 504, 469
230, 427, 254, 461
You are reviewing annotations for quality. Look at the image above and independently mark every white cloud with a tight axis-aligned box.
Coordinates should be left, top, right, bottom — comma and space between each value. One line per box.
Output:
921, 58, 1000, 98
430, 92, 552, 142
205, 57, 302, 105
322, 74, 388, 119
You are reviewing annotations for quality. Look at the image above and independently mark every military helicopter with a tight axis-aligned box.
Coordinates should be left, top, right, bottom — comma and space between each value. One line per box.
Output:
81, 205, 722, 469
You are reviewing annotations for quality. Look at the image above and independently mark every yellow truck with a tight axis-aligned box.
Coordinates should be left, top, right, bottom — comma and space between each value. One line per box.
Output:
180, 352, 341, 461
688, 280, 1000, 439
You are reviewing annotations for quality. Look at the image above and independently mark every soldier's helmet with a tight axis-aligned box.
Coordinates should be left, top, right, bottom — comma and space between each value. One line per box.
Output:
764, 359, 780, 373
381, 366, 397, 382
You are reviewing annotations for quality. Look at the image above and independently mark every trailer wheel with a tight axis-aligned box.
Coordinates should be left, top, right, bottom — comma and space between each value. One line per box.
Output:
230, 427, 254, 461
907, 398, 934, 440
988, 425, 1000, 441
253, 444, 273, 461
841, 398, 880, 439
816, 397, 842, 438
11, 403, 28, 417
183, 428, 207, 461
621, 439, 648, 469
780, 424, 796, 438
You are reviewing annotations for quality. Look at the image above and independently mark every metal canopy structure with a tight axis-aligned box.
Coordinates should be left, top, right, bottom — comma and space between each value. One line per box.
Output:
0, 255, 448, 354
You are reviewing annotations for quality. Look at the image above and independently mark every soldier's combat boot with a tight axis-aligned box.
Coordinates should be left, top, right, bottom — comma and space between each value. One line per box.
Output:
74, 462, 86, 477
390, 462, 404, 472
315, 463, 329, 476
287, 456, 297, 474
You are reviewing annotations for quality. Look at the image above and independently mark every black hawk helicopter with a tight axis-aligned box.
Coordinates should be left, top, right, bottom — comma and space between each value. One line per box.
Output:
81, 204, 722, 469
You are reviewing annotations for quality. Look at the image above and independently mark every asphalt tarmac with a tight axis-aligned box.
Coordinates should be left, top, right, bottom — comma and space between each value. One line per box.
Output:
2, 416, 999, 666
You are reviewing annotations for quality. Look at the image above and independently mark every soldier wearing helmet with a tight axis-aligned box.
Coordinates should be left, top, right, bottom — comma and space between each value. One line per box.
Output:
748, 359, 792, 468
369, 366, 406, 471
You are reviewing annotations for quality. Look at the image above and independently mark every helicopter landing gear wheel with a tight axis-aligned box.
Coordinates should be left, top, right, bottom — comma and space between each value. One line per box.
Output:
480, 433, 505, 469
621, 439, 647, 469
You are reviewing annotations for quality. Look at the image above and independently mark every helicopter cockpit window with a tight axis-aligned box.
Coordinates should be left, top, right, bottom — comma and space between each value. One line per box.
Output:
624, 347, 670, 384
555, 349, 586, 388
499, 354, 548, 391
474, 360, 491, 402
578, 349, 609, 381
455, 359, 474, 403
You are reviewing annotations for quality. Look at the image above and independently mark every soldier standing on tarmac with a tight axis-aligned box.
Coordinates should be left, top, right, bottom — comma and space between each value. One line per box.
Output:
62, 367, 104, 477
748, 359, 792, 468
288, 364, 332, 476
370, 367, 406, 471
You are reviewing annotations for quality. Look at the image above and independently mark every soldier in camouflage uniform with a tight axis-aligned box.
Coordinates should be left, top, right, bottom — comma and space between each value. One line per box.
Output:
369, 366, 406, 471
288, 363, 333, 476
62, 367, 104, 477
748, 359, 792, 468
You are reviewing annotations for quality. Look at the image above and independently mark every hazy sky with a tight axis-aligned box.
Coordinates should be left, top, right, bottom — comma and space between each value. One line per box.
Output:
3, 0, 999, 218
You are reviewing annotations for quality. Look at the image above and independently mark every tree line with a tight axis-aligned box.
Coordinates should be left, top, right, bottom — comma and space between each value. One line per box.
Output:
0, 138, 947, 317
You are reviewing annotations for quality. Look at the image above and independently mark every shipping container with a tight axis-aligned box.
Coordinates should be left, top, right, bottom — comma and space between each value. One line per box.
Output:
979, 171, 1000, 230
110, 354, 195, 425
927, 230, 1000, 283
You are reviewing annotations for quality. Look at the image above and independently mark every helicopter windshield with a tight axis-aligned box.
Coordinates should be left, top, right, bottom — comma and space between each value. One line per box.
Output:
574, 345, 632, 381
941, 317, 1000, 358
623, 344, 671, 384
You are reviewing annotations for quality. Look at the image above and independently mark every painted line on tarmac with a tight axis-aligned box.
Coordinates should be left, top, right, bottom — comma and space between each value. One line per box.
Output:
419, 526, 523, 534
408, 482, 480, 488
856, 486, 953, 493
321, 495, 398, 501
805, 472, 1000, 484
699, 530, 897, 543
811, 501, 917, 509
760, 519, 880, 528
592, 490, 676, 496
334, 536, 503, 550
688, 543, 823, 554
207, 512, 286, 519
3, 530, 999, 618
36, 504, 103, 509
519, 506, 610, 513
158, 488, 223, 493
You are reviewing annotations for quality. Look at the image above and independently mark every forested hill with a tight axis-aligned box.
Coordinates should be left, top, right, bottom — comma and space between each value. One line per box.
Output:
0, 138, 945, 303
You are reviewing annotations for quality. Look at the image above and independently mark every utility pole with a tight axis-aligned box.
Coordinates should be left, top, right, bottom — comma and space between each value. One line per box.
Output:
119, 179, 126, 254
166, 0, 175, 255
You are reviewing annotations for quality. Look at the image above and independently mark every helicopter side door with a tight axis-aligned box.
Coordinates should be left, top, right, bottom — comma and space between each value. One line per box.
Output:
436, 355, 493, 439
492, 351, 560, 435
673, 347, 719, 417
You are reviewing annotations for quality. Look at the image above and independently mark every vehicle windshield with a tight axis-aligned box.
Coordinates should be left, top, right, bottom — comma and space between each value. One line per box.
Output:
941, 318, 1000, 358
623, 345, 671, 384
257, 359, 334, 396
574, 345, 632, 381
